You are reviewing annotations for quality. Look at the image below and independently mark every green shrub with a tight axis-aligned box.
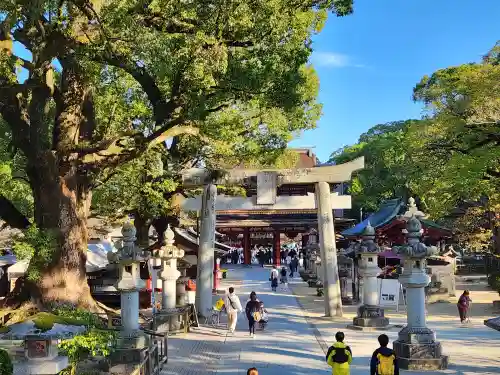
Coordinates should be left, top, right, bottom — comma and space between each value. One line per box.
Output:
53, 306, 115, 370
58, 329, 116, 363
0, 349, 13, 375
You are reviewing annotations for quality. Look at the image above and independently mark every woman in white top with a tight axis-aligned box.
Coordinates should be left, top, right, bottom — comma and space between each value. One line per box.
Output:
225, 287, 243, 333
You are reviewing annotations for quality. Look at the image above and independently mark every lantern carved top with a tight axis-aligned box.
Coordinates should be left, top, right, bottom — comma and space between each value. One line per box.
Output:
393, 216, 437, 259
354, 221, 380, 254
107, 221, 141, 263
165, 224, 175, 244
402, 197, 426, 220
159, 225, 184, 259
122, 221, 137, 241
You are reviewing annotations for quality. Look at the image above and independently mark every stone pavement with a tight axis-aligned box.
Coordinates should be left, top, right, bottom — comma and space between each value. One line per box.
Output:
162, 265, 500, 375
289, 272, 500, 375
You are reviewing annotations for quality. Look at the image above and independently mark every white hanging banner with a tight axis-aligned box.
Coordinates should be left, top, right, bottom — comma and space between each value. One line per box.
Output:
379, 279, 401, 308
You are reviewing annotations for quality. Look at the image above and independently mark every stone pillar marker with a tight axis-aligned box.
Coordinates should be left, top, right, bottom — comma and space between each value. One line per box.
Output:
159, 225, 185, 310
350, 222, 389, 328
392, 217, 448, 370
316, 181, 342, 317
196, 184, 216, 317
112, 222, 148, 363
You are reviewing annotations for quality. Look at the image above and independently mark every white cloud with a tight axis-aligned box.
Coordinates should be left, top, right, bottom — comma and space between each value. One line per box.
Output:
311, 52, 364, 68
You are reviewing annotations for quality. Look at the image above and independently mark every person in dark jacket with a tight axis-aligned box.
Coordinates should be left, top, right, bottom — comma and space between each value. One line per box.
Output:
370, 334, 399, 375
245, 292, 260, 337
457, 290, 471, 323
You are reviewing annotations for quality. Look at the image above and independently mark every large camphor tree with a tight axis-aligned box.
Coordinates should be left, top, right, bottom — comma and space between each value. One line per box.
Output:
0, 0, 353, 308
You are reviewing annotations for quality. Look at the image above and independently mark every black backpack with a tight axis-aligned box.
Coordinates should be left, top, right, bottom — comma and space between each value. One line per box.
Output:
326, 345, 350, 364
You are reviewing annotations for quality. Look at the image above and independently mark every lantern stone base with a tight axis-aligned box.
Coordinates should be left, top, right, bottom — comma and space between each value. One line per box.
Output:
152, 311, 181, 333
484, 316, 500, 331
351, 305, 389, 328
393, 327, 448, 370
14, 356, 69, 375
110, 330, 149, 365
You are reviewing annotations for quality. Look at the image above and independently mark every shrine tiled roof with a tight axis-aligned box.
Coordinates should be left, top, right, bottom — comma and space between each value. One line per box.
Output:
342, 199, 404, 237
341, 198, 451, 237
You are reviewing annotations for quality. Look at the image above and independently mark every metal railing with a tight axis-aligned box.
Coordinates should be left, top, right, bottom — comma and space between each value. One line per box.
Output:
131, 329, 168, 375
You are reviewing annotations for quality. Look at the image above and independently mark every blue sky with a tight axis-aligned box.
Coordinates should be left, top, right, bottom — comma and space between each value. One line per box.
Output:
289, 0, 500, 162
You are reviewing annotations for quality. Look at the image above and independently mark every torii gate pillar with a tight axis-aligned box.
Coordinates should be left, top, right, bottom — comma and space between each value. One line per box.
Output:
316, 181, 342, 317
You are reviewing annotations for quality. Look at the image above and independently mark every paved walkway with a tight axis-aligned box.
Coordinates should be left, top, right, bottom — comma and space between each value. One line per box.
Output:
162, 265, 500, 375
163, 265, 329, 375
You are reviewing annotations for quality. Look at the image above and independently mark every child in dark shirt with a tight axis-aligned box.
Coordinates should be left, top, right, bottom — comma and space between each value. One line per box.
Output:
370, 334, 399, 375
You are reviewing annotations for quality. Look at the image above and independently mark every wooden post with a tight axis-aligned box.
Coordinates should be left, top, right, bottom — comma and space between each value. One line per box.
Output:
273, 230, 281, 266
243, 228, 251, 265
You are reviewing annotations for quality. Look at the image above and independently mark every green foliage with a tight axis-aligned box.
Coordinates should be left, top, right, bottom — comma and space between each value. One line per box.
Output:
0, 349, 13, 375
330, 120, 424, 214
12, 226, 57, 281
0, 120, 33, 220
92, 148, 178, 221
329, 41, 500, 252
411, 58, 500, 216
53, 306, 115, 367
59, 329, 115, 363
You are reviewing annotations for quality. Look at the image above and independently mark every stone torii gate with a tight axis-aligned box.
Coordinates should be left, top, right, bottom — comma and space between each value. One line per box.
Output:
181, 157, 364, 318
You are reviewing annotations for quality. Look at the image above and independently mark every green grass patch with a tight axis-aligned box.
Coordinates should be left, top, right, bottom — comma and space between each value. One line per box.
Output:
0, 326, 10, 333
31, 312, 88, 332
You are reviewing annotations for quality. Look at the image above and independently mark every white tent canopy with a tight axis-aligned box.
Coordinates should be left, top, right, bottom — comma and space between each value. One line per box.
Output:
7, 240, 118, 280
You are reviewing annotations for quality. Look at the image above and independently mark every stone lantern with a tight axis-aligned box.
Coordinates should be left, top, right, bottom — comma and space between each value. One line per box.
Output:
392, 216, 448, 370
112, 222, 148, 363
158, 225, 184, 310
351, 222, 389, 328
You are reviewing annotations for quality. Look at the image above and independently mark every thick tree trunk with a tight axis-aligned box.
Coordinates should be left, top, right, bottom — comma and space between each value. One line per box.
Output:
21, 154, 95, 308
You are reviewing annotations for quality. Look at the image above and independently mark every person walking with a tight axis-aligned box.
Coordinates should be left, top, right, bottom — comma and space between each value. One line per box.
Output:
225, 287, 243, 333
245, 292, 261, 338
270, 266, 279, 292
457, 290, 472, 323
